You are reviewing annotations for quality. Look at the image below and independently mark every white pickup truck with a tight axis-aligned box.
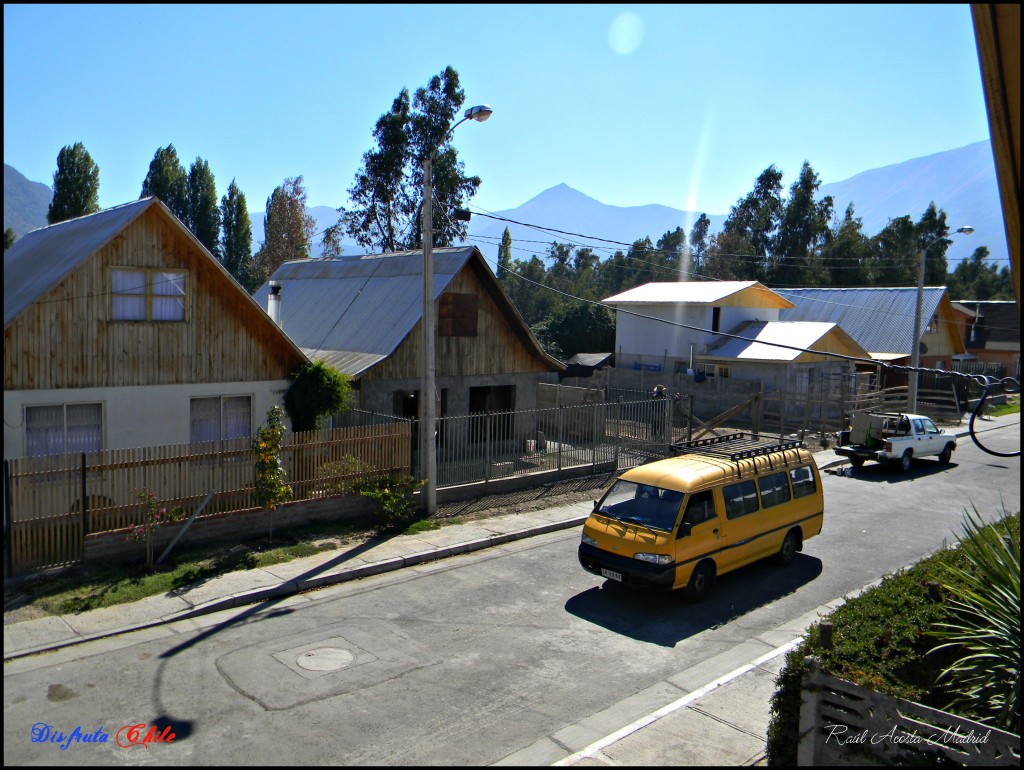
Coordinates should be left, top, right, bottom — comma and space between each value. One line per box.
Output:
835, 412, 957, 472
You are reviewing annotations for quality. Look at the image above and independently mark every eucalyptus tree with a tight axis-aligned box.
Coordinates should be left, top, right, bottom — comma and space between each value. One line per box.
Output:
337, 66, 482, 252
252, 176, 316, 286
47, 142, 100, 225
771, 161, 833, 286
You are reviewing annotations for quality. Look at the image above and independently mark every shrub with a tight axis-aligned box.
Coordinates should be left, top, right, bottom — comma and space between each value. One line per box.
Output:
317, 455, 375, 496
765, 511, 1020, 764
929, 507, 1020, 733
358, 473, 425, 535
284, 361, 351, 432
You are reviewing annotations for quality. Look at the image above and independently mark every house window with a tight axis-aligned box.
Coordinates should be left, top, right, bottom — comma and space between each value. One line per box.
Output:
926, 315, 938, 334
25, 403, 103, 457
696, 363, 716, 377
112, 268, 187, 321
718, 365, 731, 379
190, 396, 252, 443
439, 293, 479, 337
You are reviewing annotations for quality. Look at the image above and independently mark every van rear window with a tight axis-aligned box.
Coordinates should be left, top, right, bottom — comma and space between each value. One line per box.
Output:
789, 466, 817, 499
723, 480, 759, 519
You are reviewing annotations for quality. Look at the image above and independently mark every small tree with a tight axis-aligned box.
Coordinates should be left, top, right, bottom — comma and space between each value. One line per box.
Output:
284, 361, 352, 433
253, 405, 292, 540
126, 487, 184, 570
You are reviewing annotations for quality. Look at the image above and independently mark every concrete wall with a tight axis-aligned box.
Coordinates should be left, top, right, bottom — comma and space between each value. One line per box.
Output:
4, 380, 291, 459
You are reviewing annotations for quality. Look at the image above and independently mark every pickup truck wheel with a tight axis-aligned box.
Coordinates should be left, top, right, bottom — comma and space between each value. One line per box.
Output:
899, 450, 913, 473
938, 444, 953, 464
683, 560, 715, 603
850, 457, 865, 469
775, 529, 800, 566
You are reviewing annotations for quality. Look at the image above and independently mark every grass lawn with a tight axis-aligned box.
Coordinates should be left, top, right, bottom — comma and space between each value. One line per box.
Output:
7, 515, 389, 617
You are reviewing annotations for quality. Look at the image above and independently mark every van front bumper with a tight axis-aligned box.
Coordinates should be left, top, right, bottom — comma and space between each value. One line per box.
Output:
578, 543, 676, 589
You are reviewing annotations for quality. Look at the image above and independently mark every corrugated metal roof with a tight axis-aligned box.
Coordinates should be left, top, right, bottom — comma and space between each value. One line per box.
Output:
602, 281, 793, 308
704, 321, 848, 362
776, 287, 946, 356
253, 247, 480, 376
4, 198, 156, 327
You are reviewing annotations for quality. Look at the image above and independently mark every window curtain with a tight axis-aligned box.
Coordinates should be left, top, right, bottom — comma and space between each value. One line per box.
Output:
190, 398, 221, 443
111, 269, 147, 320
65, 403, 102, 454
222, 396, 251, 440
25, 405, 65, 456
152, 272, 186, 321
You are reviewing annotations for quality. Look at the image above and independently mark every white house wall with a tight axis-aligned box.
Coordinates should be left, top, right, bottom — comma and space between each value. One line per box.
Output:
614, 304, 782, 368
4, 380, 290, 459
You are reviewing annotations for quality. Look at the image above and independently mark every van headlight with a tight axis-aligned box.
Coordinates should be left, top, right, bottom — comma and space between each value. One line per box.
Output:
581, 533, 598, 547
634, 552, 672, 565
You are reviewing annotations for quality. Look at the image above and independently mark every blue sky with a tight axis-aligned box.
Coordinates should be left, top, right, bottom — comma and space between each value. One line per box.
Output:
4, 4, 989, 220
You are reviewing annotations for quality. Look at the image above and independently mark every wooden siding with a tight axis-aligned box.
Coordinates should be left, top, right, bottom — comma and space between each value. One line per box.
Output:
4, 206, 305, 390
362, 259, 555, 381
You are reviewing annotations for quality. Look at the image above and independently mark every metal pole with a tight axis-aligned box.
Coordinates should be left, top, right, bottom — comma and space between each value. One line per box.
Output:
421, 156, 437, 514
908, 245, 926, 412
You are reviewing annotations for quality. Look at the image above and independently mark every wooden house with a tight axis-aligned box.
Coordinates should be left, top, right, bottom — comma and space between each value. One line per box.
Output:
252, 247, 564, 426
3, 197, 308, 459
778, 287, 967, 387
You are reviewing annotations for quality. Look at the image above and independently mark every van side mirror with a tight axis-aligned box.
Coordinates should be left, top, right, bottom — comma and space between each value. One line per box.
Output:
676, 522, 692, 539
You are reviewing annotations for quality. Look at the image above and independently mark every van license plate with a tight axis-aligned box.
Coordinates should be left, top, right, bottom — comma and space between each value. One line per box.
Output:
600, 568, 623, 582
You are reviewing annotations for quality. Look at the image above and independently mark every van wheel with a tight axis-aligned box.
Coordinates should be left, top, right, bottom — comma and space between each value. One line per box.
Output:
775, 530, 800, 566
938, 444, 953, 464
899, 450, 913, 473
683, 561, 715, 603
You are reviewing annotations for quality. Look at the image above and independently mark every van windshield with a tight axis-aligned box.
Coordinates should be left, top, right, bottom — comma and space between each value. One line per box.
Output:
595, 481, 684, 533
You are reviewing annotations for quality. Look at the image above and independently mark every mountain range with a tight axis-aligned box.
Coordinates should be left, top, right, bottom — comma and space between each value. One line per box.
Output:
6, 140, 1008, 271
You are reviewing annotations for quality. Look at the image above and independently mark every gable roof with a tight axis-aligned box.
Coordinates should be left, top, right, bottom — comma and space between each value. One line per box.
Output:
955, 300, 1021, 348
603, 281, 795, 309
776, 287, 957, 357
703, 321, 867, 362
4, 198, 156, 327
253, 247, 563, 376
3, 197, 308, 361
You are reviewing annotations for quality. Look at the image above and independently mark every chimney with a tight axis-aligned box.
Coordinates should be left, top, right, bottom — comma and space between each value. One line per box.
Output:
267, 280, 282, 328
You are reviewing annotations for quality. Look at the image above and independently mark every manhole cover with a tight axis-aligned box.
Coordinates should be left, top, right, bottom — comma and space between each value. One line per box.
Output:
295, 647, 356, 672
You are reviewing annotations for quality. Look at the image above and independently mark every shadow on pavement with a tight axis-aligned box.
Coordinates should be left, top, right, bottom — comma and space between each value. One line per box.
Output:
564, 553, 822, 647
842, 460, 957, 483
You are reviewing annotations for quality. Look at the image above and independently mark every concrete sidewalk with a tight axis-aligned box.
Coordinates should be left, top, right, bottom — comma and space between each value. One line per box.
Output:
4, 411, 1017, 766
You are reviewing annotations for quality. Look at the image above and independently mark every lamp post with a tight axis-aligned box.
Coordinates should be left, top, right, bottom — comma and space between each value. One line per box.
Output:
421, 103, 492, 514
907, 225, 974, 412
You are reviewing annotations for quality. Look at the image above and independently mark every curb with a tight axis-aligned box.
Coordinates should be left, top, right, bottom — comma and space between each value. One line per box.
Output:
3, 516, 589, 661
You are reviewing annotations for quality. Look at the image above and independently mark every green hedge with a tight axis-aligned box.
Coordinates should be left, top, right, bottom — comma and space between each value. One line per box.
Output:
765, 511, 1020, 765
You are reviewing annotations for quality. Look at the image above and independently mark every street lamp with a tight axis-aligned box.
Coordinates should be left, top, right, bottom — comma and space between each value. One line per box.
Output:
907, 225, 974, 412
421, 103, 492, 514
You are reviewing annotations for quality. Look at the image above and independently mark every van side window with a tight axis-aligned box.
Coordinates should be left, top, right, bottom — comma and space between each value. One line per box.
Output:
682, 490, 716, 526
758, 472, 791, 509
723, 480, 759, 519
789, 466, 817, 499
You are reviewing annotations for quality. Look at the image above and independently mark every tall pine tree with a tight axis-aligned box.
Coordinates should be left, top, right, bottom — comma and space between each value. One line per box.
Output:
186, 157, 221, 258
220, 179, 254, 291
141, 145, 188, 222
47, 142, 100, 225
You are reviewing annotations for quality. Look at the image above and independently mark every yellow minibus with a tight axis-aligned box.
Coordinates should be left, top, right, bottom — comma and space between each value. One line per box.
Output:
578, 434, 824, 602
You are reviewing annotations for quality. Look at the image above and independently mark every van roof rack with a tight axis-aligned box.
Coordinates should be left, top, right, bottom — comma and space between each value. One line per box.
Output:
670, 433, 805, 462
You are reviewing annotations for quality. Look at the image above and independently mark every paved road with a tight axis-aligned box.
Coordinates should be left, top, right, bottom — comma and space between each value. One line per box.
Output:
3, 423, 1018, 766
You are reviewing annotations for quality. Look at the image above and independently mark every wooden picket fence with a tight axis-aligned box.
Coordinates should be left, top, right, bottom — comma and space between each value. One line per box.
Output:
3, 422, 411, 575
